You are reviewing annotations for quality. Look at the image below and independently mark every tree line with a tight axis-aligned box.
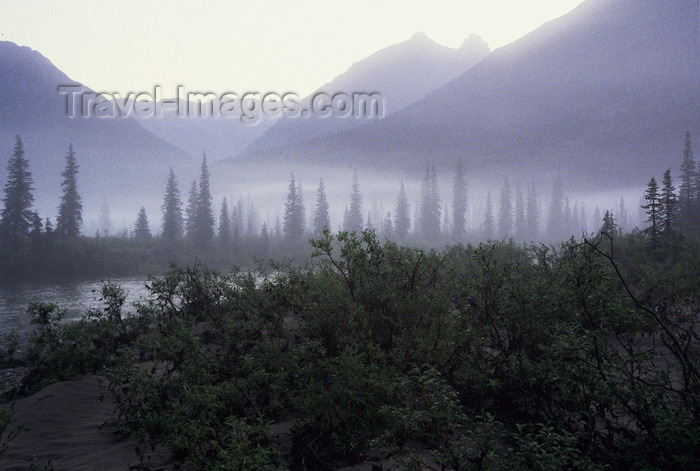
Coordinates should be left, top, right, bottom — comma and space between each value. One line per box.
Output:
0, 132, 696, 278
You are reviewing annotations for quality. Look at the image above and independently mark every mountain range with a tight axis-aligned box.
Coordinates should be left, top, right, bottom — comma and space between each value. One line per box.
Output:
230, 0, 700, 190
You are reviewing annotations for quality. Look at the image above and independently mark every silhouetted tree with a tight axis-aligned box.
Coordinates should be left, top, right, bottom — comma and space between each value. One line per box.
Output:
193, 154, 214, 249
283, 175, 305, 246
346, 171, 363, 233
185, 180, 198, 239
452, 162, 467, 239
218, 198, 232, 249
134, 207, 151, 240
601, 210, 616, 235
161, 168, 183, 243
0, 135, 34, 244
660, 168, 678, 236
382, 211, 393, 240
642, 176, 661, 250
55, 143, 82, 238
394, 181, 411, 241
313, 178, 330, 236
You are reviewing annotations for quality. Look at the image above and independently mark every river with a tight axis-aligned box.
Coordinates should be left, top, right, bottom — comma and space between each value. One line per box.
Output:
0, 276, 154, 334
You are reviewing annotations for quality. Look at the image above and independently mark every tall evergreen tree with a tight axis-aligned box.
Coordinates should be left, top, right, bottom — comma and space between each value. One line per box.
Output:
185, 180, 198, 239
483, 192, 494, 240
0, 135, 34, 243
679, 131, 697, 234
382, 211, 393, 240
346, 171, 363, 233
134, 207, 151, 240
660, 168, 678, 236
283, 175, 305, 246
617, 197, 628, 234
601, 210, 617, 235
55, 143, 82, 238
394, 181, 411, 241
193, 154, 215, 248
452, 162, 467, 239
218, 198, 232, 249
161, 168, 183, 242
313, 178, 331, 236
497, 179, 512, 238
642, 176, 661, 250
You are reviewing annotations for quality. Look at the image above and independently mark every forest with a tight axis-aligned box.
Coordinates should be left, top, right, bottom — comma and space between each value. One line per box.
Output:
1, 132, 698, 280
0, 132, 699, 469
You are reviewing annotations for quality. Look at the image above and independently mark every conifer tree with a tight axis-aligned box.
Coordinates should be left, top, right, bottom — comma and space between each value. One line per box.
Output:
313, 178, 330, 236
218, 198, 232, 249
193, 154, 214, 248
56, 143, 82, 238
346, 171, 363, 233
283, 175, 305, 246
185, 180, 198, 239
394, 181, 411, 241
382, 211, 393, 240
0, 135, 34, 243
452, 162, 467, 239
642, 176, 661, 250
660, 168, 677, 236
134, 207, 151, 240
161, 168, 183, 242
601, 210, 616, 235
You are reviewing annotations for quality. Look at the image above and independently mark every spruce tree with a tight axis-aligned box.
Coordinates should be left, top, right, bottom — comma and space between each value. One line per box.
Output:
55, 143, 82, 238
601, 210, 616, 235
134, 207, 151, 239
161, 168, 183, 242
283, 175, 305, 246
0, 135, 34, 243
452, 162, 467, 239
313, 178, 330, 236
660, 168, 677, 236
218, 198, 232, 249
193, 154, 214, 248
382, 211, 393, 240
394, 181, 411, 241
185, 180, 198, 239
642, 176, 661, 250
547, 176, 564, 240
346, 171, 363, 233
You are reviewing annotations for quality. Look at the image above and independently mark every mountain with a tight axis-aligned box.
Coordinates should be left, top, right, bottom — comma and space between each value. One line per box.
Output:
239, 32, 490, 156
0, 41, 195, 224
232, 0, 700, 190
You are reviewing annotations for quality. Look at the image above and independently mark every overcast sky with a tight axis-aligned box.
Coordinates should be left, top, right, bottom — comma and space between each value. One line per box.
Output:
1, 0, 584, 98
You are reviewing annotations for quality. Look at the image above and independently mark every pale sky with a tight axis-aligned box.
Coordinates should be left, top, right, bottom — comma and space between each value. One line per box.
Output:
0, 0, 584, 98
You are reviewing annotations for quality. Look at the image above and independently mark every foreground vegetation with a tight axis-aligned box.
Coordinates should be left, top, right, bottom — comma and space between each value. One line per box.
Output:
1, 229, 699, 470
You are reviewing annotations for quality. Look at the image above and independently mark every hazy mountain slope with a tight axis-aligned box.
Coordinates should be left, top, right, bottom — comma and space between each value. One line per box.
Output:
0, 41, 195, 221
239, 32, 490, 156
234, 0, 700, 190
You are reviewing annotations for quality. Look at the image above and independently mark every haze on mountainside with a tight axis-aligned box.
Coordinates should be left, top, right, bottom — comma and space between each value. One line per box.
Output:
0, 0, 697, 234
